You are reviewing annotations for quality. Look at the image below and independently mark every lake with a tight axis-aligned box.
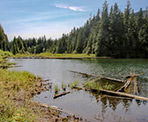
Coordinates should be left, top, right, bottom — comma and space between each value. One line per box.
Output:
9, 58, 148, 122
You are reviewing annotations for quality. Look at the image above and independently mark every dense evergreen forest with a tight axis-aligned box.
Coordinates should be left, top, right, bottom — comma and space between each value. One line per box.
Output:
0, 1, 148, 58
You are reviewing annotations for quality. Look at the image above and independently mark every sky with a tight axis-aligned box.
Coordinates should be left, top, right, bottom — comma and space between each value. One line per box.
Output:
0, 0, 148, 41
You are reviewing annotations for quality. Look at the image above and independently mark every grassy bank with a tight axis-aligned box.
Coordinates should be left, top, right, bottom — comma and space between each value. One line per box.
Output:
0, 51, 69, 121
12, 53, 97, 59
0, 68, 67, 121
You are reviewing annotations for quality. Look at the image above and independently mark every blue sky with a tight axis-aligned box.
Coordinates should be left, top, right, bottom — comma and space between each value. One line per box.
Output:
0, 0, 148, 41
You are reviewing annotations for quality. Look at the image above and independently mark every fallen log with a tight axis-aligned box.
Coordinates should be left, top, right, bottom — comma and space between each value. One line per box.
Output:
69, 70, 95, 78
73, 86, 148, 101
117, 77, 132, 92
100, 89, 148, 101
54, 91, 70, 99
72, 86, 84, 90
100, 76, 124, 83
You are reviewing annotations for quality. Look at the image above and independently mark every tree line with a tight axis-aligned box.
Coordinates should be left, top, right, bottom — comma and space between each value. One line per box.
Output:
0, 1, 148, 58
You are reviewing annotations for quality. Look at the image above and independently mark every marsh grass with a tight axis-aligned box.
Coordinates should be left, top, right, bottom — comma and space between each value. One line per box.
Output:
83, 81, 100, 91
0, 69, 44, 121
0, 58, 48, 121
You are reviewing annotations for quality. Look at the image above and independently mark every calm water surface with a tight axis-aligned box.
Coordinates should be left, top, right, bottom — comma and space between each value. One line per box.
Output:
9, 58, 148, 122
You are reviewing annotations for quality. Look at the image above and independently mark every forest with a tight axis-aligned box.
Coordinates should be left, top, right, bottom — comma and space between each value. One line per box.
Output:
0, 1, 148, 58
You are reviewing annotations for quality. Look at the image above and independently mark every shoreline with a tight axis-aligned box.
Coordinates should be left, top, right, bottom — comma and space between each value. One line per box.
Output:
0, 56, 83, 121
11, 56, 111, 59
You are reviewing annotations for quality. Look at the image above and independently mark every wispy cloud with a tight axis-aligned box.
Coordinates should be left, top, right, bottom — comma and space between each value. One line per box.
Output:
55, 4, 86, 12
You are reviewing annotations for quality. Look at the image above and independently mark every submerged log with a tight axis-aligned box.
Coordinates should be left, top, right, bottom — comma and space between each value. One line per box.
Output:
100, 89, 148, 101
72, 86, 148, 101
133, 77, 138, 94
54, 91, 70, 99
126, 73, 145, 78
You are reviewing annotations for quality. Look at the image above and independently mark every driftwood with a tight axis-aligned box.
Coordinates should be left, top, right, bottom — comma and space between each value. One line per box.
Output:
54, 91, 70, 99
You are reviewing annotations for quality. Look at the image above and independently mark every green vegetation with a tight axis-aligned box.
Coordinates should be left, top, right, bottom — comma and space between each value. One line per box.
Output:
54, 85, 60, 94
83, 81, 100, 91
1, 1, 148, 58
61, 82, 67, 91
71, 80, 79, 88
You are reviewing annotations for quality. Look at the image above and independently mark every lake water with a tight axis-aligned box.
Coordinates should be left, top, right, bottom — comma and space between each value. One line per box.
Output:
9, 58, 148, 122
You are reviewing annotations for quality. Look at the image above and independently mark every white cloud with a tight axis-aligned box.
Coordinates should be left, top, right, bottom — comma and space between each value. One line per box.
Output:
55, 4, 86, 12
6, 17, 88, 41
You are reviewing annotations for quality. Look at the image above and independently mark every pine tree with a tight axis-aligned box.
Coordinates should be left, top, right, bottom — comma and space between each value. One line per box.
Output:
96, 1, 110, 56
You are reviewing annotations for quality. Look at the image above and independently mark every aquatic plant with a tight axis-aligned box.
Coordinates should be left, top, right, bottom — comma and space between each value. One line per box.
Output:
71, 80, 79, 88
83, 81, 100, 91
61, 82, 67, 91
54, 85, 60, 94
